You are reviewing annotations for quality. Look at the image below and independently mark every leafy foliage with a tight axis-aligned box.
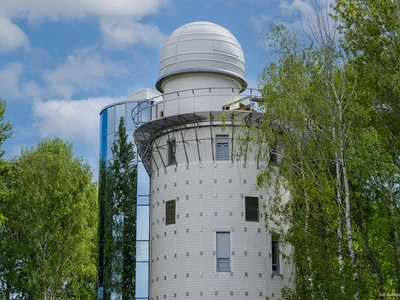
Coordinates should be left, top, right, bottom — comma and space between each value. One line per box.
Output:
0, 138, 98, 299
336, 0, 400, 295
253, 7, 400, 298
0, 98, 12, 227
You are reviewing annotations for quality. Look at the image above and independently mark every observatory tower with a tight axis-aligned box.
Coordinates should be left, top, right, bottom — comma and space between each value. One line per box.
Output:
133, 22, 294, 300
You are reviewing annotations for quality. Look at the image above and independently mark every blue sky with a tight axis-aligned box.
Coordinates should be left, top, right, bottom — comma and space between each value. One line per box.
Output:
0, 0, 316, 179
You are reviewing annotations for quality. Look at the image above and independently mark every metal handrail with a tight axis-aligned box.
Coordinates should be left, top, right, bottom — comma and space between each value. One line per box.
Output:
131, 87, 263, 127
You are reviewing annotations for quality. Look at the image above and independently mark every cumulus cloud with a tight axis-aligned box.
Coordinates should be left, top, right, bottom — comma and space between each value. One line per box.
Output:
101, 20, 166, 49
0, 0, 169, 21
0, 50, 125, 102
43, 48, 128, 99
0, 63, 24, 99
0, 17, 30, 53
280, 0, 336, 39
32, 96, 123, 147
29, 96, 124, 178
280, 0, 313, 17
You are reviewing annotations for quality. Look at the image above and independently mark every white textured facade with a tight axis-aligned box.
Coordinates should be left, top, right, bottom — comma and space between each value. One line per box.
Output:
133, 22, 294, 300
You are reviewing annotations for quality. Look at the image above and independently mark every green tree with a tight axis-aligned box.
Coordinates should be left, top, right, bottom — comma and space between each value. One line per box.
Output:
0, 98, 12, 227
98, 117, 137, 300
0, 97, 13, 298
336, 0, 400, 294
0, 138, 98, 299
252, 9, 398, 298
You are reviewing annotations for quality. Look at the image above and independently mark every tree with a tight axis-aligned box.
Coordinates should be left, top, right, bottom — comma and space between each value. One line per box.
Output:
0, 97, 13, 298
0, 98, 12, 227
0, 138, 98, 299
98, 117, 137, 300
251, 5, 398, 298
336, 0, 400, 294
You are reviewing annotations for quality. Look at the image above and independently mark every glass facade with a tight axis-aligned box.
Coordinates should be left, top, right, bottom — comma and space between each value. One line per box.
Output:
98, 100, 151, 300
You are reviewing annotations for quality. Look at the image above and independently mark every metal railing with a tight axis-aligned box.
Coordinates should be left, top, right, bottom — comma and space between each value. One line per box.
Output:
131, 87, 263, 127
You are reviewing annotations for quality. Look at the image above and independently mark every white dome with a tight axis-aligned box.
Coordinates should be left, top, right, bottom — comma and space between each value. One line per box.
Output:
156, 22, 247, 92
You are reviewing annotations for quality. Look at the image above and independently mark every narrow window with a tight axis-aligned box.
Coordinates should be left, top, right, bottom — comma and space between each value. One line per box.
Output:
216, 232, 230, 271
168, 139, 176, 165
271, 234, 280, 273
245, 196, 259, 222
165, 200, 176, 225
270, 145, 278, 165
216, 134, 229, 160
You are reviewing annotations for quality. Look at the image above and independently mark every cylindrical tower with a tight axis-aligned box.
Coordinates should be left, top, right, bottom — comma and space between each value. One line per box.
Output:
98, 89, 161, 300
134, 22, 294, 300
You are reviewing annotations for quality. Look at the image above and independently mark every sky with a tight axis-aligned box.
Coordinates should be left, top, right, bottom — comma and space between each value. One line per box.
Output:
0, 0, 319, 180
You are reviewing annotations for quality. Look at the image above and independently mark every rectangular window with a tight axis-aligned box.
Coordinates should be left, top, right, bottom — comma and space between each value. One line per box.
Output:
165, 200, 176, 225
270, 145, 278, 165
168, 139, 176, 165
272, 234, 280, 273
216, 134, 229, 160
245, 196, 259, 222
216, 232, 230, 271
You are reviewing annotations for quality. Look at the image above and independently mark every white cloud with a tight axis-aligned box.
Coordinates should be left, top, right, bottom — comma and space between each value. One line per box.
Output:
0, 0, 169, 21
101, 20, 166, 49
279, 0, 336, 40
0, 63, 24, 99
0, 17, 29, 53
280, 0, 313, 17
21, 96, 122, 180
21, 80, 46, 101
32, 96, 123, 147
43, 49, 128, 99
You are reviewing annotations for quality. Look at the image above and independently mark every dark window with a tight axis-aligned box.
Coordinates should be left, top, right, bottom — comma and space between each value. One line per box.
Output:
245, 196, 259, 222
165, 200, 176, 225
216, 232, 230, 271
168, 139, 176, 165
216, 134, 229, 160
272, 235, 280, 273
270, 145, 278, 165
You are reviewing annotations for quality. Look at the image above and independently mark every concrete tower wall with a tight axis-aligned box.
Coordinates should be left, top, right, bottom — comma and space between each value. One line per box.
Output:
147, 125, 294, 299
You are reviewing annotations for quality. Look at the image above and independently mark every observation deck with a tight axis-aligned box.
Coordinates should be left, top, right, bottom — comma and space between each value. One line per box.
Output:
132, 87, 264, 174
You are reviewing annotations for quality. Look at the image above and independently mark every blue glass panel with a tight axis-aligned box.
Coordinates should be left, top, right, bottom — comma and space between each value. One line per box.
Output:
126, 102, 135, 131
107, 134, 114, 162
126, 130, 135, 152
116, 103, 125, 127
136, 206, 149, 240
135, 262, 149, 297
136, 241, 149, 261
137, 162, 149, 196
137, 196, 149, 205
107, 106, 115, 135
101, 109, 108, 138
101, 137, 107, 161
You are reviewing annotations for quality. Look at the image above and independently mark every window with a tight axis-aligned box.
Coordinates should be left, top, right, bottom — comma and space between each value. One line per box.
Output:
216, 232, 230, 271
167, 139, 176, 165
216, 134, 229, 160
245, 196, 259, 222
270, 145, 278, 165
165, 200, 176, 225
271, 234, 280, 273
